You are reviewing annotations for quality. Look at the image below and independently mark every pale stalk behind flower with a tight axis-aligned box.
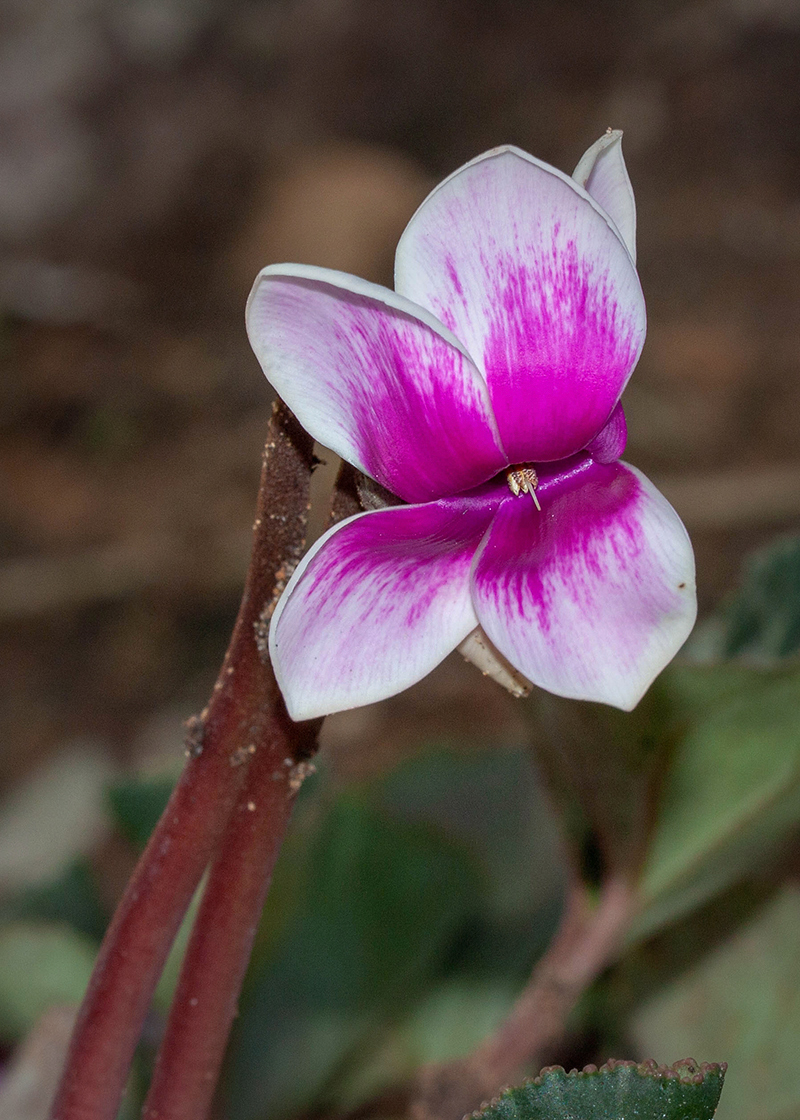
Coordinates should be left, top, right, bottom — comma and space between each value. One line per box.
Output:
458, 626, 533, 698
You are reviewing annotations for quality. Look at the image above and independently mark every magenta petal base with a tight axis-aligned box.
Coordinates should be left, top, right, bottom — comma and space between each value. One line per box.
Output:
247, 266, 507, 502
395, 146, 646, 463
471, 460, 696, 710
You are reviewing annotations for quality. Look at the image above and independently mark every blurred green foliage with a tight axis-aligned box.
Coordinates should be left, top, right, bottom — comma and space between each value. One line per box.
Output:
636, 663, 800, 938
692, 534, 800, 663
0, 859, 107, 941
106, 775, 176, 848
635, 888, 800, 1120
0, 922, 97, 1039
227, 796, 480, 1120
224, 750, 566, 1120
2, 532, 800, 1118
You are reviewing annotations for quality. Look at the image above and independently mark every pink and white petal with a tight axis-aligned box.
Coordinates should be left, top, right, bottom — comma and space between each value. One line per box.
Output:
269, 492, 503, 720
247, 264, 506, 504
572, 130, 637, 262
395, 146, 646, 463
471, 461, 696, 710
585, 401, 627, 463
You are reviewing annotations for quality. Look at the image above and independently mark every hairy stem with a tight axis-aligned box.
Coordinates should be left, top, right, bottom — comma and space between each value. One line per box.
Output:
142, 703, 320, 1120
50, 403, 316, 1120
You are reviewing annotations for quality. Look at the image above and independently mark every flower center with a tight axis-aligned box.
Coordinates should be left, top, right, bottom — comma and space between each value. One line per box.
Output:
506, 465, 541, 511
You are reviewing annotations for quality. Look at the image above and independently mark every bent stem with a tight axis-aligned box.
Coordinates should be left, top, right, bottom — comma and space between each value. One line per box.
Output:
50, 403, 317, 1120
476, 875, 634, 1076
411, 875, 636, 1120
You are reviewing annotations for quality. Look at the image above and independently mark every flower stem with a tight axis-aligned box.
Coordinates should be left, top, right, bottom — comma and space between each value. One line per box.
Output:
141, 705, 320, 1120
50, 403, 317, 1120
474, 875, 634, 1076
50, 737, 248, 1120
410, 875, 635, 1120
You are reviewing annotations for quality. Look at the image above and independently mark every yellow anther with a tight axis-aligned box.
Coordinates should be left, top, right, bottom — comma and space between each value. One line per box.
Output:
506, 467, 541, 511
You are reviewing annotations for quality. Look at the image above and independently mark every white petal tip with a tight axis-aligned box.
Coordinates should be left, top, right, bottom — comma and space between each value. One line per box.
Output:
572, 129, 625, 186
572, 130, 637, 262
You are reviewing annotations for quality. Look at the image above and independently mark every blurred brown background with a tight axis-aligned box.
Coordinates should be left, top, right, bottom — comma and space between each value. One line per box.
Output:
1, 0, 799, 893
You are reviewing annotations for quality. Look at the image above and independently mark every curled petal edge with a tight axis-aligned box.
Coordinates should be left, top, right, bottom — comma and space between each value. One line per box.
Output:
573, 130, 637, 263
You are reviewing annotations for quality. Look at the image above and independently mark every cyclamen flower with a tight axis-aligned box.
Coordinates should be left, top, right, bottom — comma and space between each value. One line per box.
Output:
247, 132, 696, 721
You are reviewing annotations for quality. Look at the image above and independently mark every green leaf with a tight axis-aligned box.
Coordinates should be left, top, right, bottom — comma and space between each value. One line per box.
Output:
475, 1059, 726, 1120
0, 859, 107, 941
691, 534, 800, 663
297, 796, 478, 1009
634, 885, 800, 1120
335, 978, 520, 1112
259, 745, 570, 1118
657, 663, 760, 722
635, 664, 800, 939
106, 775, 174, 849
225, 796, 481, 1120
0, 922, 97, 1040
528, 684, 676, 879
378, 745, 564, 921
0, 739, 116, 888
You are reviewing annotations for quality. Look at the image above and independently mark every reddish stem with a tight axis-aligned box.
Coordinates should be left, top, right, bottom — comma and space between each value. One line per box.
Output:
410, 875, 635, 1120
142, 704, 320, 1120
50, 731, 248, 1120
50, 404, 317, 1120
474, 875, 634, 1078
